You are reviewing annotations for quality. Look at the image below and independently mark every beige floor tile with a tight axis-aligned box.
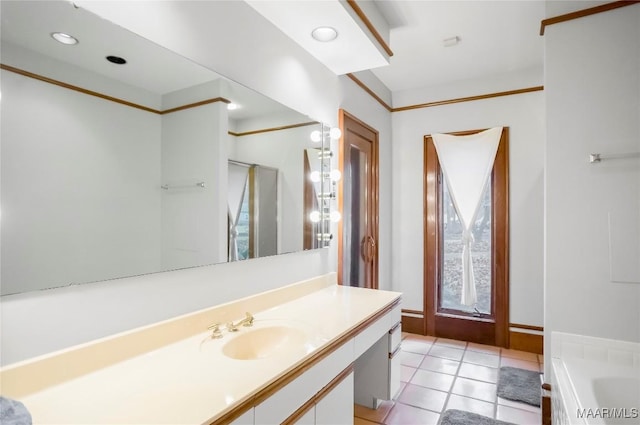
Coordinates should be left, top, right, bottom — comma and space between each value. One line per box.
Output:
501, 348, 539, 362
394, 382, 406, 400
419, 355, 460, 375
500, 357, 540, 372
354, 400, 394, 423
428, 345, 465, 361
401, 365, 417, 382
467, 342, 501, 355
410, 369, 455, 392
401, 338, 432, 355
397, 383, 448, 412
433, 338, 468, 349
383, 402, 440, 425
354, 337, 546, 425
457, 362, 498, 383
498, 397, 542, 414
451, 377, 497, 403
496, 405, 541, 425
463, 350, 500, 368
445, 394, 496, 418
401, 351, 425, 368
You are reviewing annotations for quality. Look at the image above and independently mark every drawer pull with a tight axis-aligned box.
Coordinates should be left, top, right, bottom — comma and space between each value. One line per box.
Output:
389, 321, 401, 334
389, 345, 401, 359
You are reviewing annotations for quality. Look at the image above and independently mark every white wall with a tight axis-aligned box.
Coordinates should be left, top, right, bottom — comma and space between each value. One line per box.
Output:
1, 0, 381, 365
391, 68, 545, 328
544, 3, 640, 372
0, 63, 162, 296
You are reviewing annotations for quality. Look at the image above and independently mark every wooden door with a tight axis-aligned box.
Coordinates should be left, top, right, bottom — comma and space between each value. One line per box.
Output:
338, 110, 379, 289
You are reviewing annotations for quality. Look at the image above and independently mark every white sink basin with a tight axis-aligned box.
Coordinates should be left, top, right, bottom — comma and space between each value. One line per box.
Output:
222, 325, 310, 360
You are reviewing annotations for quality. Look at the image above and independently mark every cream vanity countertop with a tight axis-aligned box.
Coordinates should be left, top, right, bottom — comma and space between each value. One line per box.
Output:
8, 283, 401, 424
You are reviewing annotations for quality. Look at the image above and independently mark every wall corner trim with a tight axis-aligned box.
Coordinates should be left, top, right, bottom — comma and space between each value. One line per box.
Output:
345, 0, 394, 57
346, 73, 393, 112
540, 1, 640, 35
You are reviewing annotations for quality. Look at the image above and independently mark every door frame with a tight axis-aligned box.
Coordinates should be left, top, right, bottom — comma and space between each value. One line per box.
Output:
338, 109, 379, 288
423, 128, 510, 347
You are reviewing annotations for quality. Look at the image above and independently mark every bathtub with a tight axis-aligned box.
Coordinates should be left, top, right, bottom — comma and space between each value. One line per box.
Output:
552, 357, 640, 425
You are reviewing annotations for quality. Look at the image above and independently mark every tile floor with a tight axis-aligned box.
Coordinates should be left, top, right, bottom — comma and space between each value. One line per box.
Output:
354, 333, 543, 425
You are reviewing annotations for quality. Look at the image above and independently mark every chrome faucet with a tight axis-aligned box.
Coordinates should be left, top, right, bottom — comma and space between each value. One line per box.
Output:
226, 312, 254, 332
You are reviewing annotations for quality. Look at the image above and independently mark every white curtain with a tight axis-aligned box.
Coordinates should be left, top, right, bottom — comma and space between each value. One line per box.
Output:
432, 127, 502, 306
228, 163, 250, 262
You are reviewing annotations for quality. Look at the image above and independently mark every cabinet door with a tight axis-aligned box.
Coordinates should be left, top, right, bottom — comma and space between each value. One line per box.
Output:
291, 406, 315, 425
229, 408, 254, 425
315, 371, 354, 425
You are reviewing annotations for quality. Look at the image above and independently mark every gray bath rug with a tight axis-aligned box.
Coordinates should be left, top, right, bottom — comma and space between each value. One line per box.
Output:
497, 366, 542, 407
438, 409, 515, 425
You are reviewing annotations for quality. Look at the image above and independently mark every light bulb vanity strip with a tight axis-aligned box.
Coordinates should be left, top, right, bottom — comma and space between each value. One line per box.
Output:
589, 152, 640, 163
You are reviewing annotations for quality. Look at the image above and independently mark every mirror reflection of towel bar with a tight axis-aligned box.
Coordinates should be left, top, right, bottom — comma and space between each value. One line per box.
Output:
161, 182, 206, 190
589, 152, 640, 163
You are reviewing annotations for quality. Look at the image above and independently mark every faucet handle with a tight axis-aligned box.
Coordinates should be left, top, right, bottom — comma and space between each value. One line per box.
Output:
227, 321, 239, 332
243, 312, 254, 327
207, 323, 223, 339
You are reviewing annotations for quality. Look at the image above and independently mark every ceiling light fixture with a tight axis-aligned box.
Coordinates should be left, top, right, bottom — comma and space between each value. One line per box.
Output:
311, 27, 338, 42
51, 32, 78, 45
227, 103, 239, 110
443, 36, 460, 47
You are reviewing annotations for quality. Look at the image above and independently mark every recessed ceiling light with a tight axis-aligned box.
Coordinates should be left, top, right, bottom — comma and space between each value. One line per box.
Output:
106, 55, 127, 65
51, 32, 78, 45
227, 103, 239, 110
311, 27, 338, 42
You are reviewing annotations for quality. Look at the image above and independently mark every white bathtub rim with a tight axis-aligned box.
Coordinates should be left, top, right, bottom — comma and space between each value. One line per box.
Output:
554, 356, 640, 425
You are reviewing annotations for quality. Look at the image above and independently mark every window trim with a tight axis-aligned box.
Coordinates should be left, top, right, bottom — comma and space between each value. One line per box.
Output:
423, 128, 510, 347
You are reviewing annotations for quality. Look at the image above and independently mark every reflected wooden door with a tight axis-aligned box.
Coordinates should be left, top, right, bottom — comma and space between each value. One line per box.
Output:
339, 110, 378, 289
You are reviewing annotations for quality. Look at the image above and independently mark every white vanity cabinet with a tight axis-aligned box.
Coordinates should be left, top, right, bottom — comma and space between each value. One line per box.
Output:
354, 305, 402, 408
288, 371, 354, 425
254, 341, 354, 424
235, 301, 401, 425
4, 276, 402, 425
314, 371, 354, 425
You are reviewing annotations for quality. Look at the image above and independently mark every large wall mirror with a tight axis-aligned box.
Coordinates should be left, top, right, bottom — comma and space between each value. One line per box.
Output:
0, 1, 330, 296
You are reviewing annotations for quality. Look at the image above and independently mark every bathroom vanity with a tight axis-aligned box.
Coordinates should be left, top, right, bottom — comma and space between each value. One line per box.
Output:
0, 274, 401, 424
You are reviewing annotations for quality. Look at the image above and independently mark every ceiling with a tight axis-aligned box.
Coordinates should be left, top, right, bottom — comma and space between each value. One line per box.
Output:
247, 0, 546, 94
1, 0, 546, 112
371, 1, 545, 92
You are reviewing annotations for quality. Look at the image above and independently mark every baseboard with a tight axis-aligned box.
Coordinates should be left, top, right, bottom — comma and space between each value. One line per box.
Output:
401, 315, 425, 335
509, 330, 543, 354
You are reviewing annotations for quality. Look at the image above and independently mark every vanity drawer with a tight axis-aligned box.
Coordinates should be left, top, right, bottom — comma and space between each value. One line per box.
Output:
388, 346, 402, 400
389, 321, 401, 353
